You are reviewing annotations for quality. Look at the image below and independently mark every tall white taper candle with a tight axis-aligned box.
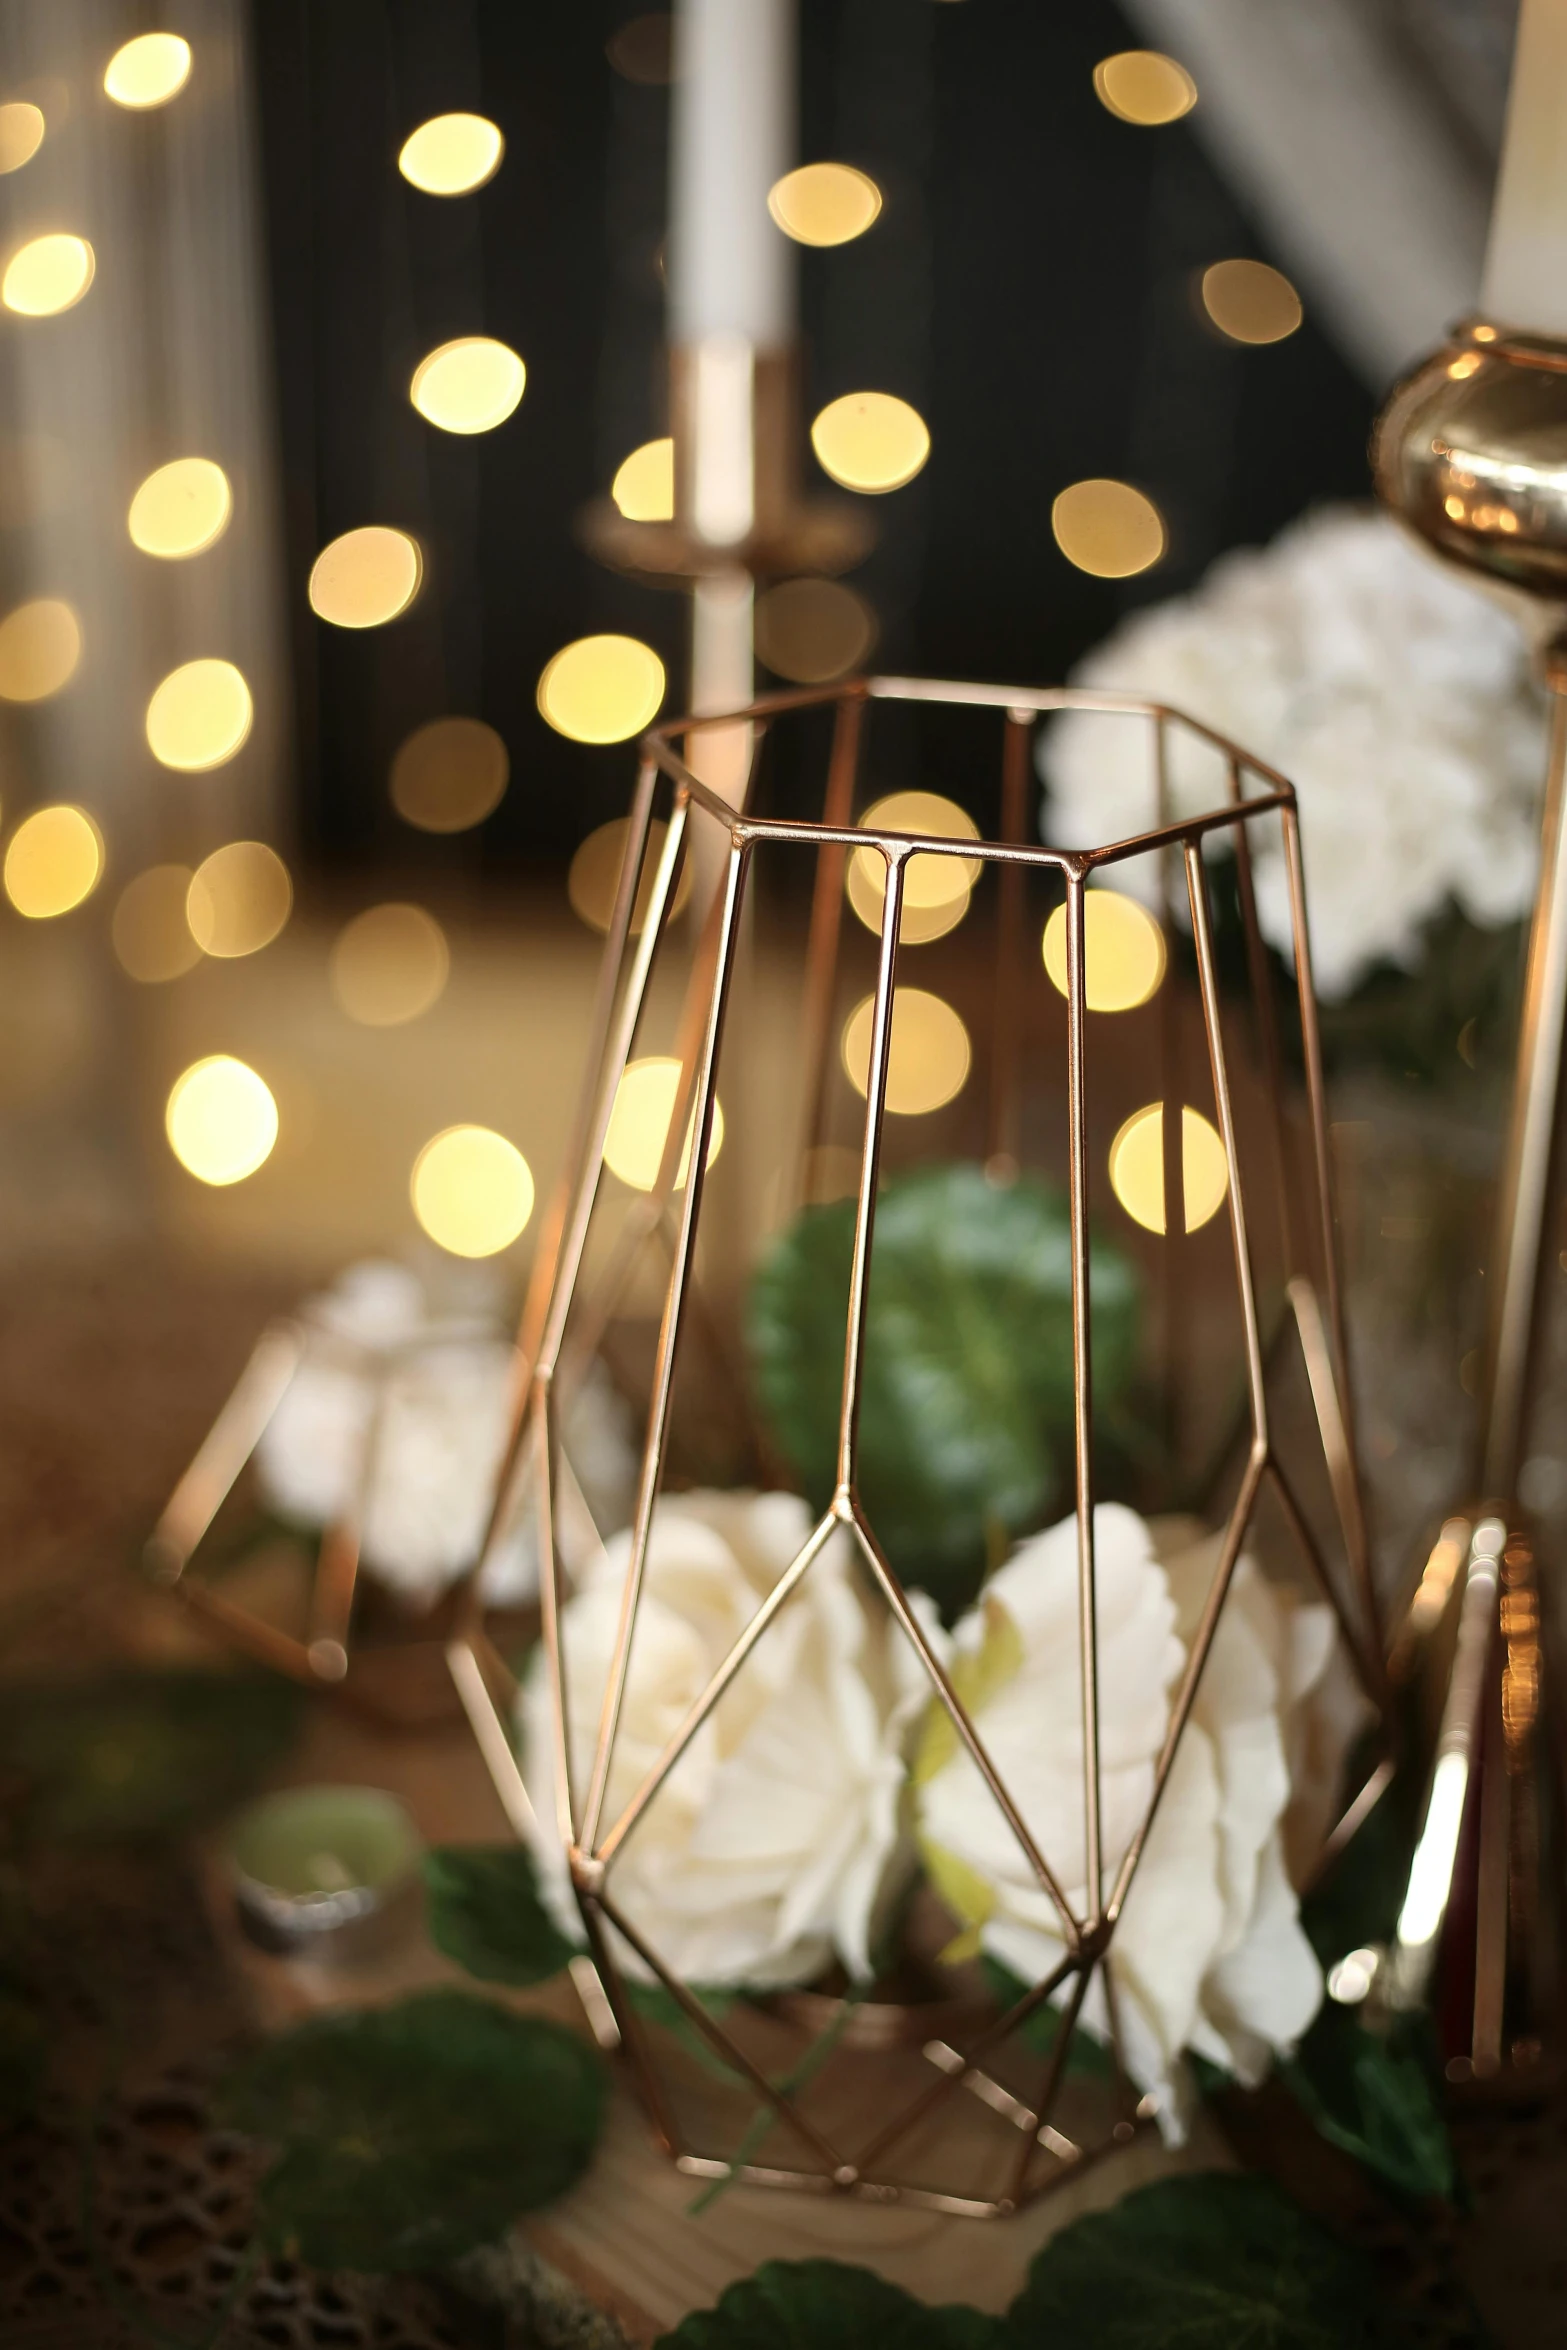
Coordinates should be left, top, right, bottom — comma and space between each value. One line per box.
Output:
669, 0, 795, 349
1482, 0, 1567, 336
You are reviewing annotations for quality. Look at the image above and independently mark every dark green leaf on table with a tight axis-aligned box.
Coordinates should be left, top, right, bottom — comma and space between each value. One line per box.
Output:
219, 1988, 605, 2271
1282, 2006, 1454, 2204
748, 1164, 1141, 1616
1008, 2173, 1382, 2347
655, 2257, 1002, 2348
0, 1668, 303, 1845
1299, 1760, 1416, 1973
424, 1844, 577, 1987
0, 1989, 45, 2130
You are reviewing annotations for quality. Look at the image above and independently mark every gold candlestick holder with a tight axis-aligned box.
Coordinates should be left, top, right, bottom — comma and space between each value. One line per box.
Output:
1373, 318, 1567, 2079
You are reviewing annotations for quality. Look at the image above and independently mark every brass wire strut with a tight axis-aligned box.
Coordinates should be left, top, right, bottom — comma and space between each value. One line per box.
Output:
446, 671, 1384, 2212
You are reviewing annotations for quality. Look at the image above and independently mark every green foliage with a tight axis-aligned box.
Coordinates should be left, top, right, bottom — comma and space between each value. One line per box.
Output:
1298, 1765, 1416, 1974
219, 1988, 606, 2272
660, 2176, 1429, 2348
1285, 1763, 1454, 2201
1315, 907, 1523, 1086
748, 1164, 1141, 1615
0, 1668, 303, 1845
1282, 2008, 1454, 2204
1007, 2173, 1383, 2347
0, 1990, 45, 2130
423, 1844, 577, 1988
655, 2258, 1000, 2348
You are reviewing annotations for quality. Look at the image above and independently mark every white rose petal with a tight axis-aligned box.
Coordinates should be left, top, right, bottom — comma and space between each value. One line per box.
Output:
518, 1491, 928, 1992
915, 1502, 1365, 2136
252, 1258, 638, 1608
1039, 506, 1545, 1001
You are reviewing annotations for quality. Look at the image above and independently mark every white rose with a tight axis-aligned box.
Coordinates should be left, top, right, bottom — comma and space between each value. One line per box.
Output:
518, 1490, 927, 1991
253, 1260, 636, 1608
1038, 505, 1545, 1001
914, 1503, 1364, 2135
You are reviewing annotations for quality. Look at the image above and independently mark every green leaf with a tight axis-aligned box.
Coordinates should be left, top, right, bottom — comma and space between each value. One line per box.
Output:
1299, 1759, 1415, 1971
1008, 2173, 1382, 2347
748, 1164, 1141, 1615
0, 1668, 304, 1845
655, 2258, 1002, 2348
424, 1844, 577, 1988
0, 1990, 45, 2130
1281, 2006, 1454, 2204
219, 1988, 605, 2272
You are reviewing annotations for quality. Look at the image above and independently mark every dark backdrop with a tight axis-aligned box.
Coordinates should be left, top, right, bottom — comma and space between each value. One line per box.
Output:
248, 0, 1375, 878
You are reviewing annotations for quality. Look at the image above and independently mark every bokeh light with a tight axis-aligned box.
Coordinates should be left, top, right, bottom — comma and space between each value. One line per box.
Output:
398, 114, 504, 197
1200, 259, 1303, 346
0, 597, 80, 701
112, 864, 199, 981
755, 577, 874, 683
146, 658, 253, 770
846, 791, 981, 946
603, 1056, 725, 1191
308, 526, 422, 628
389, 715, 509, 832
330, 902, 449, 1026
187, 841, 292, 958
128, 457, 232, 559
810, 392, 929, 494
4, 805, 102, 919
1093, 50, 1197, 124
3, 234, 94, 316
538, 634, 666, 744
1109, 1103, 1229, 1234
607, 15, 675, 83
1051, 478, 1165, 578
1042, 890, 1167, 1012
166, 1055, 278, 1186
0, 104, 45, 175
611, 437, 675, 522
768, 162, 882, 246
411, 1125, 535, 1257
410, 336, 525, 434
568, 817, 693, 935
841, 987, 971, 1115
104, 33, 192, 108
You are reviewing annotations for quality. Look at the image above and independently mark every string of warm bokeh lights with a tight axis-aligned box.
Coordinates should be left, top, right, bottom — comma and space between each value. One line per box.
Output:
0, 26, 1263, 1267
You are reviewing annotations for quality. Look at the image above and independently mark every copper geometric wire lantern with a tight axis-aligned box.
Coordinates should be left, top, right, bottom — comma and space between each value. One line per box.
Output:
449, 673, 1390, 2213
144, 1298, 527, 1730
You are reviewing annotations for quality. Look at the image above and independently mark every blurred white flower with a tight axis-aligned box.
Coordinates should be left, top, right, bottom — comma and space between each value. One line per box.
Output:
1040, 506, 1545, 1000
914, 1503, 1365, 2134
518, 1490, 929, 1991
253, 1260, 636, 1608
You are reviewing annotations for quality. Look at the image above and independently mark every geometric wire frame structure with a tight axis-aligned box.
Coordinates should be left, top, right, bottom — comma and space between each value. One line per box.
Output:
144, 1304, 524, 1730
450, 674, 1391, 2214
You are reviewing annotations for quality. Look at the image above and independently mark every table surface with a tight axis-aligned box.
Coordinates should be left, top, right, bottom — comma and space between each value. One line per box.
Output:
0, 1247, 1563, 2348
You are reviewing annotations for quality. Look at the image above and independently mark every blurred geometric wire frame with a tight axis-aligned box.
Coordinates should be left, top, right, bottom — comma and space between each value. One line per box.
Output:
144, 1304, 524, 1729
449, 676, 1392, 2215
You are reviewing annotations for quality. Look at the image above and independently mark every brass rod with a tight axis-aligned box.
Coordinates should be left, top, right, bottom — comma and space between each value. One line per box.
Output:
1481, 675, 1567, 1499
1064, 871, 1103, 1922
797, 694, 863, 1176
987, 710, 1032, 1169
580, 839, 751, 1857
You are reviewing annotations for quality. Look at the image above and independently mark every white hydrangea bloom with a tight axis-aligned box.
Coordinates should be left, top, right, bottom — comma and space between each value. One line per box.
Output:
1039, 506, 1545, 999
518, 1490, 930, 1991
914, 1503, 1367, 2136
253, 1260, 636, 1608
